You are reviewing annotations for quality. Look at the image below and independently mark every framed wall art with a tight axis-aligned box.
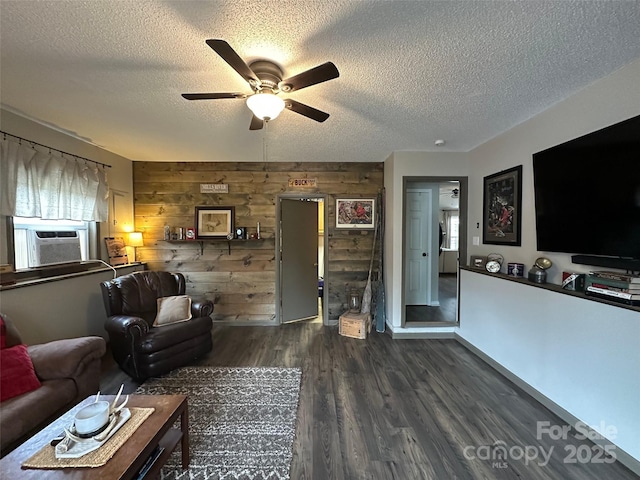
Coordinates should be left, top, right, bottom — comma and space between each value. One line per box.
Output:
483, 165, 522, 246
470, 255, 487, 269
195, 206, 234, 239
104, 236, 129, 266
336, 198, 375, 229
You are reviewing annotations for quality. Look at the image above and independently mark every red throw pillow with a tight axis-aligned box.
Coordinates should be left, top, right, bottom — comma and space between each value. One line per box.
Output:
0, 344, 41, 402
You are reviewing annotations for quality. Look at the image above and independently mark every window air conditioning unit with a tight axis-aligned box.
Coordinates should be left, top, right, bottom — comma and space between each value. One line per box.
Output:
27, 230, 82, 267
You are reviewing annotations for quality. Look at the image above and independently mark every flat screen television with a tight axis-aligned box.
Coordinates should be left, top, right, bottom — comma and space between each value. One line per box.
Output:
532, 114, 640, 269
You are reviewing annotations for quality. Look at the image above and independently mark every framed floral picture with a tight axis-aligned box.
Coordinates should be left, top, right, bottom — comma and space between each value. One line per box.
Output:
336, 198, 375, 229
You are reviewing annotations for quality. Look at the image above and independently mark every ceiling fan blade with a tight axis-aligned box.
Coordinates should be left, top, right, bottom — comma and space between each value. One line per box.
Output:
249, 115, 264, 130
205, 39, 260, 85
285, 99, 330, 123
182, 93, 247, 100
280, 62, 339, 92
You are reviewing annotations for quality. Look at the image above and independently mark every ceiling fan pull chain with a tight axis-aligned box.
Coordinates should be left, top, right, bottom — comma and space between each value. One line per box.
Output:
263, 121, 269, 163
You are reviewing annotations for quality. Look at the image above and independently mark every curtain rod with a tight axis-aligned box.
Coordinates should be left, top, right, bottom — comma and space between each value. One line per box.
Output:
1, 130, 112, 169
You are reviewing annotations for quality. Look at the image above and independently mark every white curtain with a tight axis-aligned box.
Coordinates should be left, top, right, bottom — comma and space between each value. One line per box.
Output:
442, 210, 455, 249
0, 138, 109, 221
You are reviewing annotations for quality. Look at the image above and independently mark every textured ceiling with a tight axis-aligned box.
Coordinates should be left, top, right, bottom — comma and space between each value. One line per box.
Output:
1, 1, 639, 163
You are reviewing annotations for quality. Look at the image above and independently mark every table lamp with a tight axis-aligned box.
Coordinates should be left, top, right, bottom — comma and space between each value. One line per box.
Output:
127, 231, 144, 262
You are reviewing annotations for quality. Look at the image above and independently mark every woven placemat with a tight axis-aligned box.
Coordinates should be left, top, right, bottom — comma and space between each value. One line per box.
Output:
22, 407, 154, 469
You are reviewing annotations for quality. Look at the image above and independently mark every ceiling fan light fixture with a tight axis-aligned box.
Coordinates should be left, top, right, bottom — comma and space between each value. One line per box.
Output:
246, 91, 285, 121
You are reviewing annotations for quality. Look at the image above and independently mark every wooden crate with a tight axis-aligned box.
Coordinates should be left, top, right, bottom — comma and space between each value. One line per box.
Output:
339, 312, 371, 339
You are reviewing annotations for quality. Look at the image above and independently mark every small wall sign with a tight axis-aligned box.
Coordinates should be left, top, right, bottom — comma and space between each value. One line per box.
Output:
200, 183, 229, 194
288, 178, 317, 188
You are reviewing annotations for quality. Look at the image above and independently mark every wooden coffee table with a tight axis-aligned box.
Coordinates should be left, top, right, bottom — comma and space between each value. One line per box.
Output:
0, 394, 188, 479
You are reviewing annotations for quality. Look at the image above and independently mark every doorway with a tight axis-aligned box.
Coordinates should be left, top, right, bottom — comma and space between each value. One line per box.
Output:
402, 177, 467, 326
404, 187, 435, 306
276, 194, 328, 325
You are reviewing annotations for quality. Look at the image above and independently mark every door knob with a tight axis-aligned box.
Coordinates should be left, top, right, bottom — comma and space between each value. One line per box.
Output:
422, 252, 427, 257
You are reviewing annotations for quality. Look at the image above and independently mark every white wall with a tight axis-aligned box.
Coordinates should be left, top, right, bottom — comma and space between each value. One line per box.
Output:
0, 264, 144, 344
384, 152, 470, 331
466, 59, 640, 285
458, 269, 640, 467
384, 60, 639, 329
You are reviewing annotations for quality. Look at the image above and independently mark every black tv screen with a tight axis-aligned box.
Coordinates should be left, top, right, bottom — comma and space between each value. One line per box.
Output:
532, 115, 640, 260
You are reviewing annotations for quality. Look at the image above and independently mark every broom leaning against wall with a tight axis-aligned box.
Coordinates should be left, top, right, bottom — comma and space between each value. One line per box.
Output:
361, 189, 386, 334
374, 189, 386, 332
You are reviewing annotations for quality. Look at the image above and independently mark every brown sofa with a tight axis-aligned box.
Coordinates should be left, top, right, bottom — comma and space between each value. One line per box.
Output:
0, 314, 106, 456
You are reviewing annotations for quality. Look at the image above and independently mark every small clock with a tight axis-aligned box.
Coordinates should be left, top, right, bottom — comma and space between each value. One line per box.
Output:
185, 228, 196, 240
485, 253, 504, 273
235, 227, 246, 239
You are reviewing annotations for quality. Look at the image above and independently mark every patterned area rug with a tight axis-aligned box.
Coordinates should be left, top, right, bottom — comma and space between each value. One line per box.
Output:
134, 366, 302, 480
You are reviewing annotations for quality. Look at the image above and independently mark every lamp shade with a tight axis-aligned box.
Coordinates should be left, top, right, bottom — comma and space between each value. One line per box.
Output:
128, 231, 144, 247
246, 92, 285, 121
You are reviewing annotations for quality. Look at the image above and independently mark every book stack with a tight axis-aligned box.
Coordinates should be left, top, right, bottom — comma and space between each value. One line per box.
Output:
585, 271, 640, 306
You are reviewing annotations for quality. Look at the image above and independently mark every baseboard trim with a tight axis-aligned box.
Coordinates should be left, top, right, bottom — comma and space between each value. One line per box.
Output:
404, 320, 458, 328
455, 334, 640, 477
213, 319, 337, 327
212, 320, 279, 327
390, 330, 455, 339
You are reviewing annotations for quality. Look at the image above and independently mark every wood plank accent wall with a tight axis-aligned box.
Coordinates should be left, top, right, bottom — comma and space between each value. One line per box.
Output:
133, 162, 383, 324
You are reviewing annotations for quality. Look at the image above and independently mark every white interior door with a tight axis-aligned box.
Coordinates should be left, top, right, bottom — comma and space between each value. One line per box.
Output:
280, 199, 318, 323
404, 190, 432, 305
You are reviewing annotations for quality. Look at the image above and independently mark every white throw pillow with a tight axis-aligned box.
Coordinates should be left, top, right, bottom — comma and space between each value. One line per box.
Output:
154, 295, 192, 326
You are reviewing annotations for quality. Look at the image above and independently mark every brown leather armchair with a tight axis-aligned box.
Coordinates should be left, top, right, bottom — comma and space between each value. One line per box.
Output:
100, 271, 213, 381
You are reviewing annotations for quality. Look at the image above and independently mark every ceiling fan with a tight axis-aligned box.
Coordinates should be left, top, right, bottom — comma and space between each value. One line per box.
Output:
182, 39, 340, 130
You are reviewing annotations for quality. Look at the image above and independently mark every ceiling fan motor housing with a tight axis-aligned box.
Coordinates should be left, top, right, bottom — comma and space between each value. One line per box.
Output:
249, 60, 284, 92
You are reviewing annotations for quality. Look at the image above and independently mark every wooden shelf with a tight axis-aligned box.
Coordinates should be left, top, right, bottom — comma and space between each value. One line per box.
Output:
163, 238, 265, 254
460, 265, 640, 313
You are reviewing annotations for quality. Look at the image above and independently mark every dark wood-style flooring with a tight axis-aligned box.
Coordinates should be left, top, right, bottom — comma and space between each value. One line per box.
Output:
100, 323, 637, 480
406, 273, 457, 323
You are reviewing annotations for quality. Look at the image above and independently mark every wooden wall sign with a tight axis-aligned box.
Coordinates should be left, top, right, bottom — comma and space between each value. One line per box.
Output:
200, 183, 229, 193
288, 178, 317, 188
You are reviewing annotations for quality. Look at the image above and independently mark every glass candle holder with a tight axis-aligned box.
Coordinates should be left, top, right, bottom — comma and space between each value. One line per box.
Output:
349, 289, 360, 312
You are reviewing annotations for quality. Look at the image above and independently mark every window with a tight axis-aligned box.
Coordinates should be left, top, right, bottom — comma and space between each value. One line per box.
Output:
448, 214, 460, 250
12, 217, 90, 269
1, 137, 108, 272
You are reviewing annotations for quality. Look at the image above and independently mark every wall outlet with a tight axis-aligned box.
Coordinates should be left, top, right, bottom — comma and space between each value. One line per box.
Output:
473, 236, 480, 246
